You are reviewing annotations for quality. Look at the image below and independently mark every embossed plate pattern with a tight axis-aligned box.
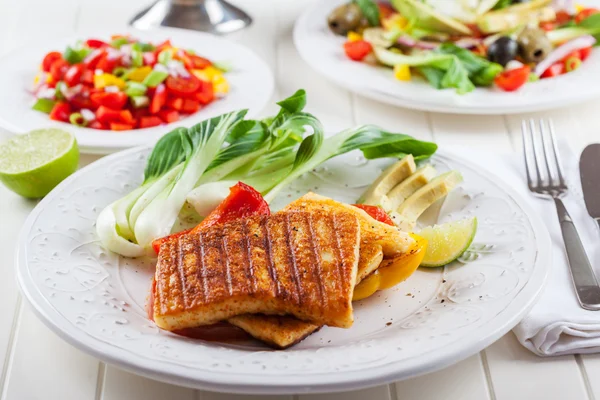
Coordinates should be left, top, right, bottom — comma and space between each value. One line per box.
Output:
16, 146, 551, 394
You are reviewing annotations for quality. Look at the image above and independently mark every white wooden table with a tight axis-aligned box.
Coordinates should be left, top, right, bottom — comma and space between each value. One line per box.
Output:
2, 0, 600, 399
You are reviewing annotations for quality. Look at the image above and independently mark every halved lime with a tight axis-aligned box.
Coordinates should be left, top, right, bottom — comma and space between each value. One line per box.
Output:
0, 129, 79, 198
418, 217, 477, 267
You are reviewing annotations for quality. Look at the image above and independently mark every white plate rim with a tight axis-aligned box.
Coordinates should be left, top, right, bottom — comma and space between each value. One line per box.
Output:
0, 27, 274, 154
16, 146, 552, 395
293, 0, 600, 115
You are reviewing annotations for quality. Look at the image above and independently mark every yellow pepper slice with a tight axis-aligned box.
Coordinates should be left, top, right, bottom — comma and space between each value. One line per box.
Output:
382, 14, 408, 31
352, 234, 427, 301
94, 73, 126, 90
347, 31, 362, 42
126, 66, 152, 83
394, 64, 411, 81
192, 66, 229, 95
575, 3, 586, 12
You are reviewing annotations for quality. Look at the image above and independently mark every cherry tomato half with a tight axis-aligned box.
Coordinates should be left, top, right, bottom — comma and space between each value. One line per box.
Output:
165, 74, 201, 96
42, 52, 62, 72
495, 65, 531, 92
343, 40, 373, 61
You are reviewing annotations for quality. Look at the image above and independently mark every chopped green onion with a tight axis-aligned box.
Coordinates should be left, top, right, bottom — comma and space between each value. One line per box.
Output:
113, 67, 129, 78
158, 49, 173, 65
186, 48, 196, 55
213, 61, 233, 73
111, 37, 129, 48
55, 81, 67, 100
125, 81, 148, 97
69, 112, 88, 127
63, 46, 90, 64
32, 98, 56, 113
131, 96, 150, 108
142, 70, 169, 87
133, 42, 155, 52
132, 50, 143, 68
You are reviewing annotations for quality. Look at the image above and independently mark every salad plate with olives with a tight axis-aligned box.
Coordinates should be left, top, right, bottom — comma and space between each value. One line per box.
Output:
294, 0, 600, 114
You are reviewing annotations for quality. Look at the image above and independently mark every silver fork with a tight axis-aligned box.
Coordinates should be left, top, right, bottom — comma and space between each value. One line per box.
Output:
522, 119, 600, 311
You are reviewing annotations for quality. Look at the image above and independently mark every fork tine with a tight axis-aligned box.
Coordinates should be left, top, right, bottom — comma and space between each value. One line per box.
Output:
548, 119, 566, 187
539, 119, 557, 187
521, 120, 534, 188
529, 118, 544, 187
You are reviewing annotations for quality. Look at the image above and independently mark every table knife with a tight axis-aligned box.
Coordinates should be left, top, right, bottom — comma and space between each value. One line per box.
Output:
580, 143, 600, 230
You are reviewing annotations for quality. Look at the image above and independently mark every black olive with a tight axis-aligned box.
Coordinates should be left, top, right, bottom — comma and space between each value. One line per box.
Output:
487, 36, 519, 67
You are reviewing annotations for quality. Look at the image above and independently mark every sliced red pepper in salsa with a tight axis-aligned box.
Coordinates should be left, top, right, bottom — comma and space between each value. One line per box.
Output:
151, 182, 271, 254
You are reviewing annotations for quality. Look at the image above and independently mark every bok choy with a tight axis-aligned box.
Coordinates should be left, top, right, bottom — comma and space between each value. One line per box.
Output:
97, 89, 438, 257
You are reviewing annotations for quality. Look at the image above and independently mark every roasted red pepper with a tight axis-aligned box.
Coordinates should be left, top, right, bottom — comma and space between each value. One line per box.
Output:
352, 204, 394, 226
151, 182, 270, 254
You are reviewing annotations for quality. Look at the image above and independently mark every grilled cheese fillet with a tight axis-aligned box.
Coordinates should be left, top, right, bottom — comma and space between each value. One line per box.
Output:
227, 194, 411, 348
153, 210, 360, 331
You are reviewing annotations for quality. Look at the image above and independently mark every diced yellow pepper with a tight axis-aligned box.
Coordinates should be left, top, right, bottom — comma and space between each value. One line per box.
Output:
576, 3, 586, 12
94, 73, 126, 90
34, 73, 41, 85
382, 14, 408, 32
192, 66, 229, 94
126, 66, 152, 83
393, 64, 411, 81
347, 31, 362, 42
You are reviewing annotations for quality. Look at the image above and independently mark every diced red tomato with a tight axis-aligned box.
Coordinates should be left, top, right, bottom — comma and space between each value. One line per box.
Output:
85, 39, 108, 48
96, 105, 125, 124
139, 116, 163, 129
119, 109, 135, 125
158, 109, 179, 123
143, 52, 157, 66
495, 65, 531, 91
151, 182, 271, 254
70, 90, 96, 110
180, 52, 212, 70
84, 49, 105, 70
96, 54, 119, 73
49, 102, 71, 122
166, 97, 183, 111
154, 40, 172, 57
42, 52, 62, 72
195, 81, 214, 105
150, 84, 167, 114
88, 120, 106, 130
580, 46, 593, 61
90, 91, 128, 109
131, 107, 151, 121
555, 10, 572, 24
165, 74, 201, 96
81, 69, 94, 85
64, 64, 85, 86
576, 8, 599, 24
541, 62, 565, 78
539, 21, 557, 31
377, 2, 394, 20
49, 58, 69, 81
352, 204, 394, 226
343, 40, 373, 61
110, 122, 135, 131
181, 98, 200, 114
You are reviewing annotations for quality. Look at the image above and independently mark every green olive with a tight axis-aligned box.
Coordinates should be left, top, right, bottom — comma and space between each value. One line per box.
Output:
327, 3, 364, 36
517, 27, 553, 64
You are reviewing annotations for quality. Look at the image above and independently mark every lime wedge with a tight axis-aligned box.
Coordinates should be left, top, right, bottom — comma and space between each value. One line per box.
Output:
0, 129, 79, 198
418, 217, 477, 267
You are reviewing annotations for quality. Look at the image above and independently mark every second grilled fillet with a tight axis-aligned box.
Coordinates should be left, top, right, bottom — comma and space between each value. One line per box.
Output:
153, 210, 360, 331
228, 245, 383, 349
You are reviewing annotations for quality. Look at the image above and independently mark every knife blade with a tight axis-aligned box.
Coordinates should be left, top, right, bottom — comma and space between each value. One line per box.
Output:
580, 143, 600, 222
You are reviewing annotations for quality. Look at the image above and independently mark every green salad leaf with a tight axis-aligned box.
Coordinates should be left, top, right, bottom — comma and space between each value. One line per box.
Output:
354, 0, 380, 27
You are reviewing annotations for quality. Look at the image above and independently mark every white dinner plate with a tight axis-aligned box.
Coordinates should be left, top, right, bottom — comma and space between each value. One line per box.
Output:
294, 0, 600, 114
16, 146, 550, 394
0, 27, 273, 154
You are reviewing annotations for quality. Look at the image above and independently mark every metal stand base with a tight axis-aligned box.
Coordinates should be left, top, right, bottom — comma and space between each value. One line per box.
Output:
130, 0, 252, 35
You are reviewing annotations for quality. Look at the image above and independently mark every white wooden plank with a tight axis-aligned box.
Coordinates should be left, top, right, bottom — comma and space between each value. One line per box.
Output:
394, 355, 490, 400
1, 307, 99, 400
429, 114, 513, 152
485, 333, 588, 400
579, 354, 600, 399
101, 366, 195, 400
198, 392, 292, 400
301, 385, 391, 400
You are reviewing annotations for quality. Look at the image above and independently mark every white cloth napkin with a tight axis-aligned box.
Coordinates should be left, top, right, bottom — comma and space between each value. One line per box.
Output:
460, 146, 600, 356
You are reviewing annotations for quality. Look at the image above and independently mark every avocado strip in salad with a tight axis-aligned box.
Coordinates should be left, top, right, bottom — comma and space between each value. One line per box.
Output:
329, 0, 600, 93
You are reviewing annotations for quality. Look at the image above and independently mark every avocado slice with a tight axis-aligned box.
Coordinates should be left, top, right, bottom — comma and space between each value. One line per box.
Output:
397, 170, 463, 222
386, 165, 437, 211
391, 0, 473, 35
357, 155, 416, 206
477, 0, 555, 33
